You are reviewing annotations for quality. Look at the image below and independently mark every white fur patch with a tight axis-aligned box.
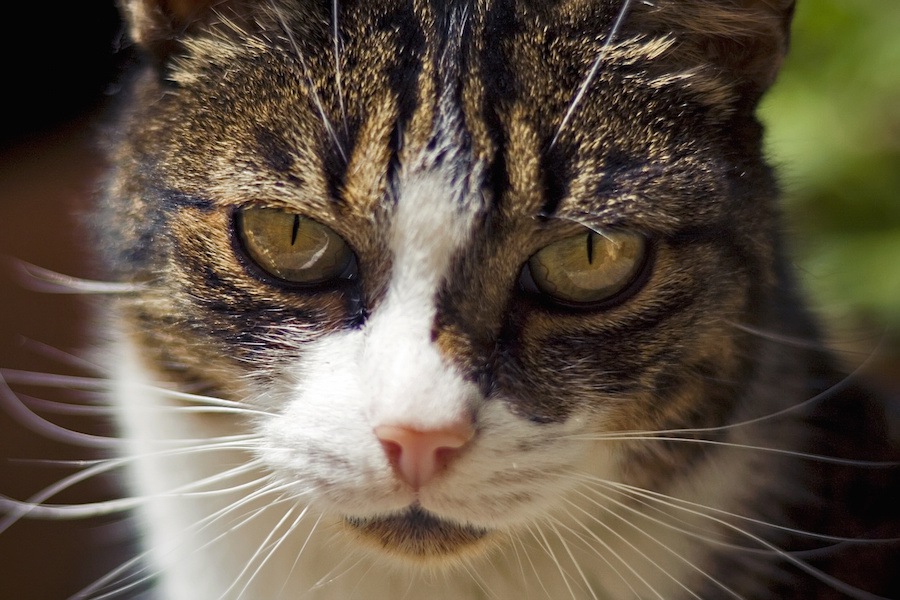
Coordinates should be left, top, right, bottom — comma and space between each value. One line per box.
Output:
363, 150, 480, 430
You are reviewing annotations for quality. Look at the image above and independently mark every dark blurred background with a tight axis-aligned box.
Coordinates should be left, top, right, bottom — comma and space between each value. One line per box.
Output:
0, 4, 130, 598
0, 1, 898, 599
760, 0, 900, 387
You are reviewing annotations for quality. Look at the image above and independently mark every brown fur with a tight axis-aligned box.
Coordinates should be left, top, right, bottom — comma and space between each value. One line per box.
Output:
89, 0, 900, 597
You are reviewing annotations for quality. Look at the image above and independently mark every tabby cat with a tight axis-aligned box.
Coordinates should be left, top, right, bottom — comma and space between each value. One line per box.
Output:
3, 0, 899, 598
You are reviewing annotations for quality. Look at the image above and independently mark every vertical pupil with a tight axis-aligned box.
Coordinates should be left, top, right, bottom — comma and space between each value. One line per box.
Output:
291, 214, 300, 246
586, 232, 594, 264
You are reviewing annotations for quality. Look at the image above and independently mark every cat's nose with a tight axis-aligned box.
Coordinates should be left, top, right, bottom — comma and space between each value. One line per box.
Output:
374, 422, 474, 490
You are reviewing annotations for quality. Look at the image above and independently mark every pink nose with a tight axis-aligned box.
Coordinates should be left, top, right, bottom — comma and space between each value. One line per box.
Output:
374, 422, 474, 490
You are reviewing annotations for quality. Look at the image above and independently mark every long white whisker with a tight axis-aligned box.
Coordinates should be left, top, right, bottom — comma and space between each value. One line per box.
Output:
0, 439, 261, 530
724, 320, 879, 353
78, 561, 154, 600
16, 394, 115, 416
560, 501, 701, 600
332, 0, 348, 136
458, 559, 498, 600
18, 392, 268, 418
0, 374, 119, 448
73, 479, 289, 600
507, 530, 530, 595
229, 503, 309, 599
564, 489, 744, 598
577, 476, 739, 546
546, 510, 649, 599
10, 260, 145, 295
530, 523, 579, 600
305, 530, 367, 598
545, 519, 599, 600
1, 460, 265, 529
579, 477, 895, 600
0, 369, 117, 392
567, 433, 900, 468
575, 473, 900, 547
1, 368, 273, 415
269, 0, 347, 163
565, 343, 889, 452
551, 0, 634, 148
510, 529, 555, 599
16, 338, 105, 373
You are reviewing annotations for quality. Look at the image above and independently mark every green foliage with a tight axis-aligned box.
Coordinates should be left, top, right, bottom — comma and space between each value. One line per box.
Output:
760, 0, 900, 333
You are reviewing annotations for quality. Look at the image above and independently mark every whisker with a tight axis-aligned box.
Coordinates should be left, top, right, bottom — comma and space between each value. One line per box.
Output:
510, 529, 555, 599
724, 319, 881, 354
3, 378, 263, 449
229, 503, 309, 599
457, 558, 498, 600
1, 368, 273, 416
0, 374, 119, 448
84, 477, 285, 600
15, 338, 105, 373
544, 519, 599, 600
268, 0, 347, 163
548, 510, 660, 599
79, 563, 154, 600
574, 477, 739, 546
576, 476, 896, 600
529, 522, 580, 600
567, 432, 900, 468
184, 480, 291, 545
0, 369, 116, 393
0, 440, 262, 531
506, 529, 530, 596
73, 478, 290, 600
16, 393, 115, 416
332, 0, 348, 136
564, 489, 745, 599
304, 515, 362, 596
562, 501, 706, 599
576, 473, 900, 547
551, 0, 635, 148
565, 343, 889, 450
17, 392, 266, 419
10, 260, 145, 295
74, 543, 160, 598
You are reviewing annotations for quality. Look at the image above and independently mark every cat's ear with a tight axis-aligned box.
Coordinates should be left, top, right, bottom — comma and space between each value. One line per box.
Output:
118, 0, 247, 60
632, 0, 796, 109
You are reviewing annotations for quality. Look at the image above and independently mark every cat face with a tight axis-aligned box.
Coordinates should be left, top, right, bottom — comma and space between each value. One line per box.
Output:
103, 0, 793, 561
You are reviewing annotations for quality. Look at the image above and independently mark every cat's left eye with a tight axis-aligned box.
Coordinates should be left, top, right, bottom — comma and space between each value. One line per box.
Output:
236, 207, 354, 286
522, 228, 648, 306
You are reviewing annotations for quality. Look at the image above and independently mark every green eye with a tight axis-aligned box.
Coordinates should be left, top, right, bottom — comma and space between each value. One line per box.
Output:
525, 228, 647, 305
236, 207, 354, 285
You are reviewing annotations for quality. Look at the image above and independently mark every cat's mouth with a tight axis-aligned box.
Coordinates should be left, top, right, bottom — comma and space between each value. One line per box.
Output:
345, 505, 490, 559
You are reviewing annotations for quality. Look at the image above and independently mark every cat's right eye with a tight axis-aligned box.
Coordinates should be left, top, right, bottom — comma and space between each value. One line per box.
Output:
236, 207, 354, 285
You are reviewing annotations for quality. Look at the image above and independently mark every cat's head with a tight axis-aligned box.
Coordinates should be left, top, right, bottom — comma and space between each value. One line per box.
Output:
104, 0, 795, 562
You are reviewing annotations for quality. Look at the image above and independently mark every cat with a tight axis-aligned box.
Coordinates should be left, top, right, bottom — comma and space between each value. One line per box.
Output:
2, 0, 899, 598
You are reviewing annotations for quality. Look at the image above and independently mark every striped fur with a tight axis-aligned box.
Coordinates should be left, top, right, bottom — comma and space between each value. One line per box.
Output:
77, 0, 900, 598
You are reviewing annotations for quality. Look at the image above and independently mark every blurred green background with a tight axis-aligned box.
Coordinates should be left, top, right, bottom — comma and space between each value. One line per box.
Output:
760, 0, 900, 365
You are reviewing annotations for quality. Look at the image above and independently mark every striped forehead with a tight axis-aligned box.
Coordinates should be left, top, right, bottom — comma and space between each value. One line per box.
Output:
313, 0, 630, 213
381, 52, 485, 333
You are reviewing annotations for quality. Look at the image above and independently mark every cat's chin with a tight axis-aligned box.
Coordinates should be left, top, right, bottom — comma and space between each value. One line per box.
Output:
344, 505, 493, 560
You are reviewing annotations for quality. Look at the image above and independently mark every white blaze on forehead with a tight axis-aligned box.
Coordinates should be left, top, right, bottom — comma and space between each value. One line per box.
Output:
362, 135, 482, 429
